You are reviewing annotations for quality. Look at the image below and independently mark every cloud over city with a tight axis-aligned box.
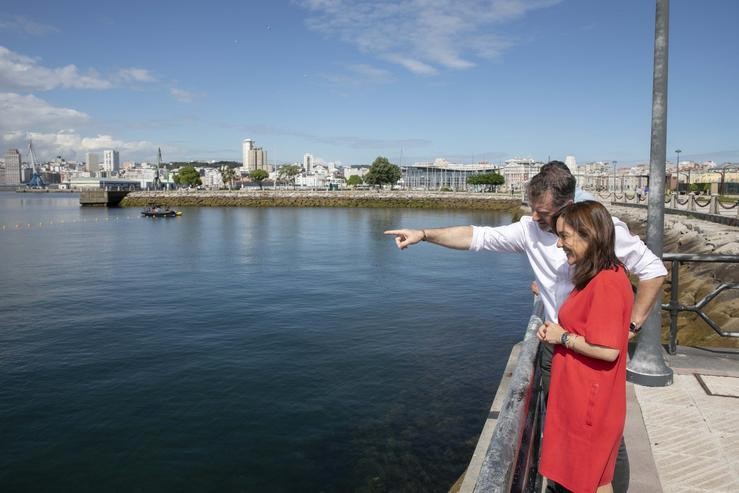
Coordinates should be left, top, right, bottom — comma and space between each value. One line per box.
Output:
298, 0, 561, 74
2, 129, 158, 162
0, 92, 90, 131
0, 46, 164, 92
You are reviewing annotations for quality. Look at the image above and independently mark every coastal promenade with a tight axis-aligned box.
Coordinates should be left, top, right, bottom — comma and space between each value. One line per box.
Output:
629, 346, 739, 492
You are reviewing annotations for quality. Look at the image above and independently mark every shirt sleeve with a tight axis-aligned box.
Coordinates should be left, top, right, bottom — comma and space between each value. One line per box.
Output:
613, 218, 668, 280
585, 273, 628, 349
469, 219, 527, 253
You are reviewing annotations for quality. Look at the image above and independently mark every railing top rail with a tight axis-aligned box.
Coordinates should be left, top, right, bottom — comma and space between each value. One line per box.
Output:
663, 253, 739, 263
473, 298, 543, 493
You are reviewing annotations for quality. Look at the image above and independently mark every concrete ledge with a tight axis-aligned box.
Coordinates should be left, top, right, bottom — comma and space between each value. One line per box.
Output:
624, 382, 663, 492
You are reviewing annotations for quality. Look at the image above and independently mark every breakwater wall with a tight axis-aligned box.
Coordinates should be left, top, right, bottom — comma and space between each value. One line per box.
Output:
121, 190, 522, 212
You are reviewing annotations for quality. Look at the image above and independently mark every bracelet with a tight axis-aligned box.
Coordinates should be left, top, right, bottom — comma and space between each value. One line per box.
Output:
421, 229, 427, 241
567, 334, 577, 350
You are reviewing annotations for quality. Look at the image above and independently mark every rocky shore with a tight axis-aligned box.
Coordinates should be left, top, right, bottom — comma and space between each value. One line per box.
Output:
604, 204, 738, 348
120, 190, 523, 212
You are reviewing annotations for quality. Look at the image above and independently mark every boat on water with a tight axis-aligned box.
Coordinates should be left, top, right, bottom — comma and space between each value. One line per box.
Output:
141, 205, 182, 218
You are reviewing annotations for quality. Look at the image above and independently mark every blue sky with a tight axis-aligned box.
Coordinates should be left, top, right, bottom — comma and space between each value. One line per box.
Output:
1, 0, 737, 166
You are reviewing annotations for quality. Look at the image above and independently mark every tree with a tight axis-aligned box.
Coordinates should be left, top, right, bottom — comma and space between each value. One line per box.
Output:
175, 165, 202, 188
364, 156, 401, 188
250, 169, 269, 190
346, 175, 364, 187
468, 172, 504, 192
278, 164, 301, 189
220, 165, 236, 190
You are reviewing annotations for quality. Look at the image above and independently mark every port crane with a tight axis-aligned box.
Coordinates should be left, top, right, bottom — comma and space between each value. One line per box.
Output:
27, 139, 46, 188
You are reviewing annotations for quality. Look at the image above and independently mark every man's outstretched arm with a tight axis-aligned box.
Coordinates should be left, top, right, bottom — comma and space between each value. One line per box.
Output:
384, 226, 473, 250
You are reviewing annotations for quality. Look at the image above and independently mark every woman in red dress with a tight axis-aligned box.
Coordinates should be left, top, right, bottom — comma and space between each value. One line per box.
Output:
537, 201, 634, 493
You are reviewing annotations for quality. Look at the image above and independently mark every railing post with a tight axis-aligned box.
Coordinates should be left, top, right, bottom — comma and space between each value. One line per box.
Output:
709, 194, 719, 215
688, 192, 696, 211
670, 192, 677, 209
668, 259, 679, 354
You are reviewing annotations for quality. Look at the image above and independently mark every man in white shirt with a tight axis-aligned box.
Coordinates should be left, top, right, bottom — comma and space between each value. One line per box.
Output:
384, 162, 667, 492
385, 163, 665, 327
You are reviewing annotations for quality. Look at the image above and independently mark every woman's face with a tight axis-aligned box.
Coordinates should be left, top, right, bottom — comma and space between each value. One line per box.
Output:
556, 216, 589, 265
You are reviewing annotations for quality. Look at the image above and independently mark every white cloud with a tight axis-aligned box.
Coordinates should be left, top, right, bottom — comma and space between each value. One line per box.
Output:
0, 46, 112, 91
322, 63, 393, 86
2, 129, 158, 162
0, 92, 89, 132
170, 87, 195, 103
298, 0, 561, 74
0, 15, 59, 35
0, 93, 157, 160
117, 67, 156, 82
0, 46, 160, 91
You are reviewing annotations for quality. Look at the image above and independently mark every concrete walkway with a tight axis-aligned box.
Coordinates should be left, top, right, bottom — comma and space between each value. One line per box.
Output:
627, 346, 739, 492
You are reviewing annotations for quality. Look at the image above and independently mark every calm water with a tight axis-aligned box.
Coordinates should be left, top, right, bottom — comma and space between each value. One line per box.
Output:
0, 192, 533, 492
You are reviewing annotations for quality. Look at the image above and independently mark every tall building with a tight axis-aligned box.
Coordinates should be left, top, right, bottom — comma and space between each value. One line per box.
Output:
242, 139, 254, 169
86, 152, 100, 176
242, 138, 268, 172
303, 153, 313, 173
103, 150, 120, 173
564, 155, 577, 174
3, 149, 22, 185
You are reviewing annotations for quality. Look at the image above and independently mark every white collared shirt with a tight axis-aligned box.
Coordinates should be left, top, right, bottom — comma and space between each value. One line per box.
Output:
469, 216, 667, 322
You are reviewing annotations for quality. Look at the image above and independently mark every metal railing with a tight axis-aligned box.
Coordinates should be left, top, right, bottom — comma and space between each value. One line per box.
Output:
602, 191, 739, 226
472, 298, 544, 493
663, 253, 739, 354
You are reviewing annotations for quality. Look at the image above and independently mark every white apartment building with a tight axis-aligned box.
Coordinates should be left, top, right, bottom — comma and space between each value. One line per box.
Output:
242, 138, 268, 172
242, 139, 254, 171
3, 148, 22, 185
295, 174, 327, 188
86, 152, 99, 176
344, 167, 369, 179
103, 150, 120, 173
303, 153, 313, 173
501, 158, 542, 192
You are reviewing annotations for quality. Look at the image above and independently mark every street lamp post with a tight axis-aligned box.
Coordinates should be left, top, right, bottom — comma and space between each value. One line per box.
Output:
612, 160, 618, 193
674, 149, 682, 191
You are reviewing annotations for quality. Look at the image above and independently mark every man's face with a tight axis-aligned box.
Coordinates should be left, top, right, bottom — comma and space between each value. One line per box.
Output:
530, 192, 571, 232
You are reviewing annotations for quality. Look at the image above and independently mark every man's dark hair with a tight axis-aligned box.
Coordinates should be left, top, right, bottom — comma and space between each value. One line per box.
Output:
528, 161, 576, 207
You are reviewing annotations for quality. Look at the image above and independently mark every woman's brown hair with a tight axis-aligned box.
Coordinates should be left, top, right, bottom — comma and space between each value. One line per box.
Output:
554, 201, 623, 290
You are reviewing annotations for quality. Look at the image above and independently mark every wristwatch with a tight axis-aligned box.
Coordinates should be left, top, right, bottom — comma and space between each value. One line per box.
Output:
560, 332, 571, 346
629, 322, 641, 333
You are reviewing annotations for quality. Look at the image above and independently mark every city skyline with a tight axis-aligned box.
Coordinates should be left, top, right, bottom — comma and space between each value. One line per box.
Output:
1, 1, 738, 166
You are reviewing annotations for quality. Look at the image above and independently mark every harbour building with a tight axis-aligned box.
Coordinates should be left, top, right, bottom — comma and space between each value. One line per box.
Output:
402, 159, 500, 191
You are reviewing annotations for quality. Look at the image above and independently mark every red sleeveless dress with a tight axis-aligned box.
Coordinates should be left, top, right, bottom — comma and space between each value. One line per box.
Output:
539, 267, 633, 492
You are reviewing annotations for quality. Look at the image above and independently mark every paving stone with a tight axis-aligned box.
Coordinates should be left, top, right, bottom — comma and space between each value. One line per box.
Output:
635, 372, 739, 493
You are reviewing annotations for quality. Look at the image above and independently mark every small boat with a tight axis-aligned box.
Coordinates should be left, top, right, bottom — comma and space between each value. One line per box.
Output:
141, 205, 182, 218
